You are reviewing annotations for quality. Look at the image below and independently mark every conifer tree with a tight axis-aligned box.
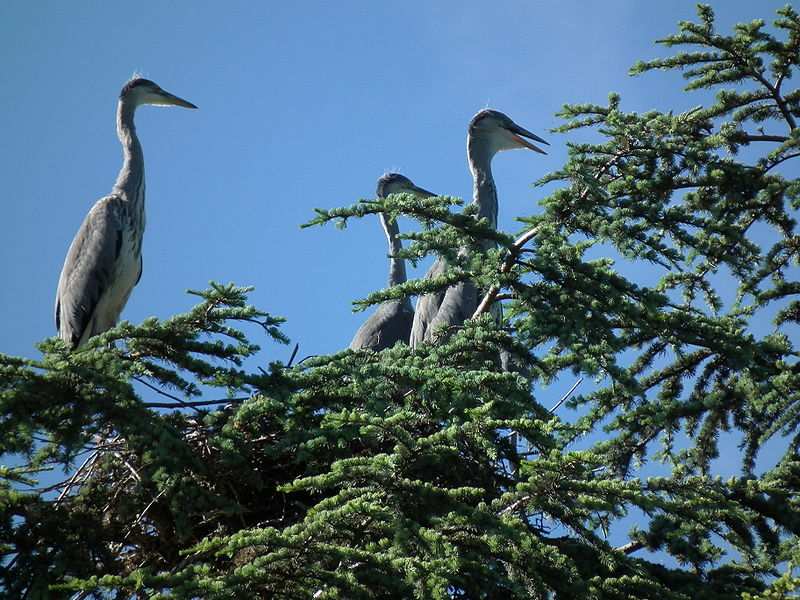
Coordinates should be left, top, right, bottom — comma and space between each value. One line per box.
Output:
1, 5, 799, 599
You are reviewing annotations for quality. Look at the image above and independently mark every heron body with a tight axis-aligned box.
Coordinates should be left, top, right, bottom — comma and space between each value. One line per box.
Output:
55, 77, 196, 349
349, 174, 435, 351
408, 256, 448, 348
348, 283, 413, 351
416, 109, 548, 344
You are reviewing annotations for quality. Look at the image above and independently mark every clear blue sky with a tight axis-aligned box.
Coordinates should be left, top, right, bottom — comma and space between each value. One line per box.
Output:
1, 1, 786, 361
1, 0, 794, 564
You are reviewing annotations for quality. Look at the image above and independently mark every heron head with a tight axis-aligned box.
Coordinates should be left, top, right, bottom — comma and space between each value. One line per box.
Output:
120, 77, 197, 109
468, 109, 548, 155
377, 173, 436, 199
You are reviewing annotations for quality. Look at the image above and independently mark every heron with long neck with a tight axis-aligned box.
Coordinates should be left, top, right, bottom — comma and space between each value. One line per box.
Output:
412, 109, 547, 345
350, 174, 435, 351
55, 77, 196, 349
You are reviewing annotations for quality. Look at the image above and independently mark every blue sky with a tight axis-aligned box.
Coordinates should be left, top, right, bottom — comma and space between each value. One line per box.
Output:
3, 0, 789, 365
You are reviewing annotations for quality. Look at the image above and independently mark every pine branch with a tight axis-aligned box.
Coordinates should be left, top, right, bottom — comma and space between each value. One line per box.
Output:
473, 151, 626, 319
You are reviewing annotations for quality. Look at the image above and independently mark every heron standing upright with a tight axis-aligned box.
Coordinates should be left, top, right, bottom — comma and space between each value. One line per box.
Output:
410, 109, 548, 346
407, 251, 448, 349
55, 77, 197, 349
350, 174, 436, 351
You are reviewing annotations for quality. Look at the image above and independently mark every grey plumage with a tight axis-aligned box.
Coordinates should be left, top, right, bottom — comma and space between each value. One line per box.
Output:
408, 256, 447, 348
413, 109, 548, 345
55, 77, 196, 349
349, 174, 435, 351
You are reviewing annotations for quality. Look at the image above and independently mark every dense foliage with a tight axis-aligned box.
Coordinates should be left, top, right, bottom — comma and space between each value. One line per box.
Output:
2, 6, 799, 598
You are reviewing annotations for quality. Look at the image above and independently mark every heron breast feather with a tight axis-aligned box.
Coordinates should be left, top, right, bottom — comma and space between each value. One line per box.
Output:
102, 231, 141, 317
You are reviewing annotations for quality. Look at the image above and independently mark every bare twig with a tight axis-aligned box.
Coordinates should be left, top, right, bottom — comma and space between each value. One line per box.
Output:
472, 225, 543, 319
616, 540, 645, 555
117, 454, 143, 483
121, 488, 168, 543
54, 435, 121, 505
143, 398, 248, 409
549, 378, 584, 414
55, 451, 100, 505
286, 342, 300, 367
500, 495, 531, 516
134, 376, 202, 414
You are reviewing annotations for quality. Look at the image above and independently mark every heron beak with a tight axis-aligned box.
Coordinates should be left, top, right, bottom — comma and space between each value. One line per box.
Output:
508, 123, 549, 154
157, 89, 198, 109
411, 184, 437, 198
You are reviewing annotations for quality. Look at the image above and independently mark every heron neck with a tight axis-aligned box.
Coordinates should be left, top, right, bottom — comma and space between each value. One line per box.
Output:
381, 214, 407, 288
467, 140, 498, 229
114, 100, 145, 206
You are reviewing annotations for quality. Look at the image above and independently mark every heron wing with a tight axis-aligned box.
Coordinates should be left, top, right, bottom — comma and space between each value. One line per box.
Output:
350, 302, 414, 351
424, 280, 479, 342
55, 195, 125, 348
409, 257, 448, 348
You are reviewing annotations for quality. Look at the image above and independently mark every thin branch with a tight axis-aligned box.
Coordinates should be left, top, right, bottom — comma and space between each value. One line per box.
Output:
549, 378, 584, 414
54, 435, 121, 505
500, 495, 532, 516
472, 226, 543, 319
286, 342, 300, 367
143, 397, 249, 409
706, 32, 797, 130
740, 133, 789, 143
769, 89, 797, 131
763, 152, 800, 173
116, 453, 143, 483
55, 450, 101, 505
121, 488, 168, 543
133, 376, 202, 415
473, 151, 627, 319
616, 540, 645, 555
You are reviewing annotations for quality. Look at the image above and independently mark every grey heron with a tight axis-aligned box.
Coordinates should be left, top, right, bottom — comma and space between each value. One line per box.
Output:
410, 109, 547, 346
407, 253, 448, 349
349, 174, 435, 351
55, 77, 196, 349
